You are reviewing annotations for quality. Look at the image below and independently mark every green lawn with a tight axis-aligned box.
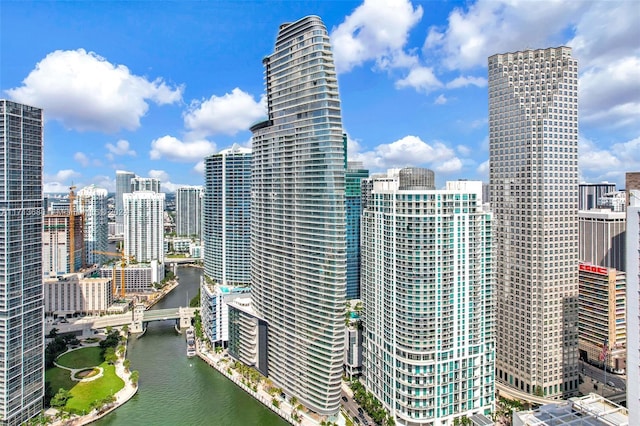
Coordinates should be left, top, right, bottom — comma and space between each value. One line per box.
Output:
45, 366, 75, 393
66, 363, 124, 414
57, 347, 103, 369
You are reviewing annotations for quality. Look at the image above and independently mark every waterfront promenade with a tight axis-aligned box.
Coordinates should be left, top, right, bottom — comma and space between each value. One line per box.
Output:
197, 343, 346, 426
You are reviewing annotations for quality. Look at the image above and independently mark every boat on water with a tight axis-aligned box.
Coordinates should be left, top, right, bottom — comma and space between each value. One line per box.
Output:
186, 327, 196, 357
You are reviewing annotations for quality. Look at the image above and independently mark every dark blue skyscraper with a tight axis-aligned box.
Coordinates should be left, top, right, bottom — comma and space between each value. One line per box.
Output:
346, 161, 368, 300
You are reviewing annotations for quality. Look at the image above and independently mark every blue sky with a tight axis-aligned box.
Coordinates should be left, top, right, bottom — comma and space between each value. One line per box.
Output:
2, 0, 639, 193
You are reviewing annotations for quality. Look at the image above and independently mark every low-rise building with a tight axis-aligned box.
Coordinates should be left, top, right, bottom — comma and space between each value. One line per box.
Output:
513, 393, 628, 426
200, 277, 250, 347
44, 272, 113, 316
100, 261, 164, 295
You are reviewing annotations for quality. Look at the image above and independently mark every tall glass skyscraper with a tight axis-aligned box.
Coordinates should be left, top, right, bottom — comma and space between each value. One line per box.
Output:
250, 16, 346, 416
77, 184, 109, 266
175, 186, 203, 239
489, 47, 579, 399
361, 172, 494, 425
346, 161, 368, 300
115, 170, 135, 235
203, 145, 252, 286
0, 100, 44, 425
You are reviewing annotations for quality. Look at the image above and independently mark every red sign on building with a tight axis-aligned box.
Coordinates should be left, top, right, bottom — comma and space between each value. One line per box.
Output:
579, 263, 608, 275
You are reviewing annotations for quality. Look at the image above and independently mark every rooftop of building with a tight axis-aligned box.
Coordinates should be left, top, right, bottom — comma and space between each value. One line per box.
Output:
514, 393, 628, 426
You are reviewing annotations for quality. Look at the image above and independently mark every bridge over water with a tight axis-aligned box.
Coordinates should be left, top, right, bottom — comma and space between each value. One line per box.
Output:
45, 305, 197, 336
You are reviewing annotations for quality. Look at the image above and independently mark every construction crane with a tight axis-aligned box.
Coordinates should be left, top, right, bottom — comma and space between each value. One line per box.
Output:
92, 251, 134, 298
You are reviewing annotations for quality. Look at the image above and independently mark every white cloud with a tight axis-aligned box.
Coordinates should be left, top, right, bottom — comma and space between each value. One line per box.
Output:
578, 136, 640, 185
148, 169, 170, 182
74, 152, 89, 167
435, 157, 463, 173
446, 75, 487, 89
423, 1, 640, 133
106, 139, 136, 157
395, 66, 442, 93
44, 169, 82, 193
193, 161, 205, 174
5, 49, 183, 133
434, 94, 448, 105
88, 175, 116, 192
184, 88, 265, 137
579, 56, 640, 130
424, 1, 583, 70
331, 0, 423, 73
456, 145, 471, 156
476, 160, 489, 175
150, 135, 216, 162
349, 135, 462, 173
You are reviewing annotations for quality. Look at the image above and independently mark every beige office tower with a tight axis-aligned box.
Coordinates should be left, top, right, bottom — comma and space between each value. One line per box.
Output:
489, 47, 579, 399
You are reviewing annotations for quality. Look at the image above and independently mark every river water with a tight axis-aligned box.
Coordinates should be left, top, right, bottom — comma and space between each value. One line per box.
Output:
94, 267, 286, 426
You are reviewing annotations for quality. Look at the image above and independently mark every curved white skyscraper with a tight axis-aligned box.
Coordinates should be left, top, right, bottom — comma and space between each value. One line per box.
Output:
250, 16, 346, 416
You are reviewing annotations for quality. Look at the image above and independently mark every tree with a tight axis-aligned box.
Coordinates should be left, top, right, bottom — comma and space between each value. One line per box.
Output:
104, 347, 118, 364
123, 359, 131, 372
130, 370, 139, 386
50, 388, 71, 409
122, 324, 129, 334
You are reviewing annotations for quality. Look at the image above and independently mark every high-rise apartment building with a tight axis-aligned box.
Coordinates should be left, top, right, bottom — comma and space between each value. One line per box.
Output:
249, 16, 346, 416
43, 213, 84, 277
176, 186, 203, 238
123, 191, 165, 266
361, 171, 494, 424
489, 47, 579, 399
203, 145, 251, 285
0, 100, 44, 425
77, 185, 109, 266
579, 182, 616, 211
115, 170, 135, 235
346, 162, 368, 300
626, 173, 640, 416
131, 176, 160, 193
578, 209, 626, 272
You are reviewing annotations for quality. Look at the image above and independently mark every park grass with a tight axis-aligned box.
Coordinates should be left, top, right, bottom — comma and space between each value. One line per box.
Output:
66, 363, 124, 414
57, 346, 103, 369
45, 366, 75, 392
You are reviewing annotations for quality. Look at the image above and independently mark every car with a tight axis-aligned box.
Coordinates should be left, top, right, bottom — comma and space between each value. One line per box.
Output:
353, 417, 360, 424
607, 381, 615, 387
358, 407, 363, 414
342, 396, 348, 402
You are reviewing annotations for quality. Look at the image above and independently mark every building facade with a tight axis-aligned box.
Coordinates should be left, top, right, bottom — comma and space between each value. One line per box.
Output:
346, 162, 369, 300
77, 185, 109, 266
123, 191, 165, 264
99, 262, 163, 294
0, 100, 44, 425
175, 186, 203, 238
489, 47, 579, 399
203, 145, 251, 285
44, 274, 113, 315
578, 209, 626, 272
579, 182, 616, 211
200, 278, 250, 346
43, 213, 84, 277
626, 178, 640, 416
578, 263, 626, 373
115, 170, 135, 236
131, 176, 160, 193
361, 171, 494, 425
248, 16, 346, 416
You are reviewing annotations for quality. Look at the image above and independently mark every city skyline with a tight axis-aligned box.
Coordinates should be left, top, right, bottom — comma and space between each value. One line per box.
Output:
1, 1, 638, 193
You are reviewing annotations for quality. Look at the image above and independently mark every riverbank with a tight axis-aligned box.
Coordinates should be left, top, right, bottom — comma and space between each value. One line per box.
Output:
144, 279, 179, 309
196, 343, 345, 426
48, 330, 138, 426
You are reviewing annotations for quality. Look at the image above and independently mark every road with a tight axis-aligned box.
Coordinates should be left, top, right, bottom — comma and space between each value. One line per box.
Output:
579, 359, 626, 391
341, 386, 375, 426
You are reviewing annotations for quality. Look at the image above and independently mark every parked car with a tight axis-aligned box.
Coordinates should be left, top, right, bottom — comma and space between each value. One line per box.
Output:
342, 396, 348, 402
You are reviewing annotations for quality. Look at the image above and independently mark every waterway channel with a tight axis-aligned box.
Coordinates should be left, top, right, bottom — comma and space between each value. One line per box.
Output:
94, 266, 286, 426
